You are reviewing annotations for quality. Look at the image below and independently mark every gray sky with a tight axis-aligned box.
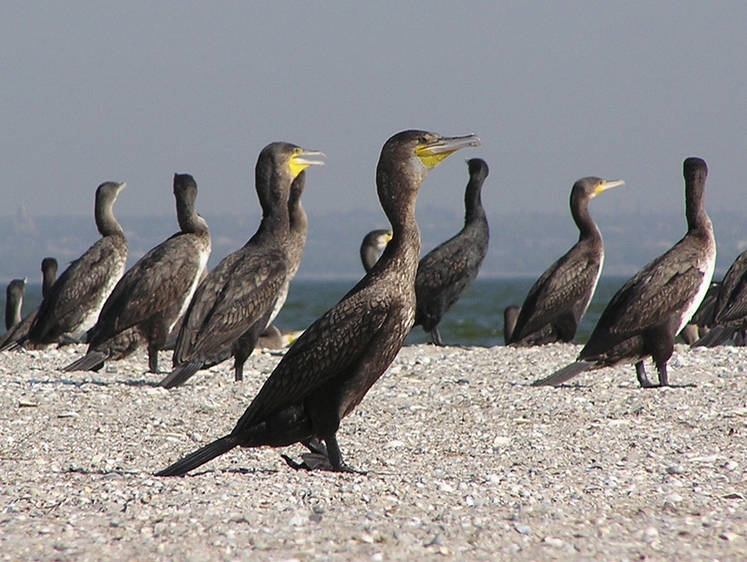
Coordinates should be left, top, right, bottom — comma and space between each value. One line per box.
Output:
2, 2, 746, 226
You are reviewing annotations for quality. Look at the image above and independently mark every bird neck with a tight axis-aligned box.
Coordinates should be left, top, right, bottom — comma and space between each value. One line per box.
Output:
464, 181, 486, 223
5, 293, 22, 329
42, 271, 57, 298
685, 179, 711, 236
289, 199, 307, 238
571, 196, 600, 241
96, 199, 124, 237
176, 196, 209, 236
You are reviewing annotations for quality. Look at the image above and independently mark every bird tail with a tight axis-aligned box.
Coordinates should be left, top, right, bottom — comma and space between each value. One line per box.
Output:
532, 360, 594, 387
691, 325, 733, 348
0, 339, 21, 353
62, 350, 108, 372
158, 360, 203, 389
155, 435, 239, 477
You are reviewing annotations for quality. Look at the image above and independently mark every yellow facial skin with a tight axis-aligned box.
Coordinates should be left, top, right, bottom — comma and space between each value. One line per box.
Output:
593, 179, 625, 197
415, 134, 481, 169
289, 148, 326, 178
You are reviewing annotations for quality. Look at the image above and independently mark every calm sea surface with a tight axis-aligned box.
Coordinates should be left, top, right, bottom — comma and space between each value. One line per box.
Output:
3, 277, 635, 348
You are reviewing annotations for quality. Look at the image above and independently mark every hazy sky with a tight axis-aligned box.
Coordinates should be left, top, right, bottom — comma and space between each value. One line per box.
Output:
2, 2, 746, 226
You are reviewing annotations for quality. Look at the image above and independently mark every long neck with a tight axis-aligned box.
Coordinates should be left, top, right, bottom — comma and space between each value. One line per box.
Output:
464, 176, 486, 224
177, 193, 209, 236
375, 167, 421, 279
42, 266, 57, 298
96, 197, 124, 237
571, 193, 600, 241
685, 171, 711, 236
289, 197, 307, 238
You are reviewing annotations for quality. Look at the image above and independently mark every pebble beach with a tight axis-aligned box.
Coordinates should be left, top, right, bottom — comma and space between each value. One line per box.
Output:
1, 342, 746, 561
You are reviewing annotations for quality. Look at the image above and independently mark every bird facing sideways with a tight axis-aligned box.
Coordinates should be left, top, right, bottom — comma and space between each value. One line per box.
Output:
533, 158, 715, 388
508, 177, 623, 346
413, 157, 490, 346
158, 143, 325, 389
62, 174, 211, 374
25, 182, 127, 348
155, 130, 480, 476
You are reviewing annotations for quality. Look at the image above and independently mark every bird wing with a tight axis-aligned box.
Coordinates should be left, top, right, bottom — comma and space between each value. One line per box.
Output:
30, 237, 126, 340
713, 251, 747, 323
415, 224, 488, 307
173, 247, 287, 362
233, 286, 392, 432
93, 235, 204, 340
586, 259, 704, 353
511, 245, 601, 341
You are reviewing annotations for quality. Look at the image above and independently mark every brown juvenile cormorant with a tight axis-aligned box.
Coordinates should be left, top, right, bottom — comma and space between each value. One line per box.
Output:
413, 157, 489, 345
0, 258, 58, 351
25, 182, 127, 348
62, 174, 211, 373
158, 143, 325, 389
533, 158, 716, 388
155, 130, 480, 476
508, 178, 623, 346
691, 249, 747, 347
360, 229, 393, 272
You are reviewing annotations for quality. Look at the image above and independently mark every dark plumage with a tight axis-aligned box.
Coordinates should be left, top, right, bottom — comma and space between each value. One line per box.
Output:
62, 174, 211, 373
502, 305, 520, 344
413, 158, 490, 345
360, 229, 392, 272
156, 130, 480, 476
158, 143, 324, 389
692, 249, 747, 347
533, 158, 716, 388
26, 182, 127, 347
508, 177, 623, 346
0, 258, 58, 351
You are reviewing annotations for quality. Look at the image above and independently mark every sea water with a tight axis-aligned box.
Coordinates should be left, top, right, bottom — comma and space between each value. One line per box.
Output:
1, 277, 635, 348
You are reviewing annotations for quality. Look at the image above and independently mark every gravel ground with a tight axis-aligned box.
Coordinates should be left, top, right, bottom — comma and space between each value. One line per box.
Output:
1, 342, 746, 561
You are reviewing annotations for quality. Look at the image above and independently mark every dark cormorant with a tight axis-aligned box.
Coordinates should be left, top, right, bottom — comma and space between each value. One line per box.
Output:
158, 143, 325, 389
413, 157, 489, 345
25, 182, 127, 347
508, 178, 623, 346
360, 229, 393, 272
155, 130, 480, 476
4, 279, 26, 331
62, 174, 211, 373
533, 158, 716, 388
0, 258, 58, 351
691, 250, 747, 347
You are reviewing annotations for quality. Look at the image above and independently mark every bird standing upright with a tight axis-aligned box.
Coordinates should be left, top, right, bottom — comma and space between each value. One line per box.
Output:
533, 158, 716, 388
156, 130, 480, 476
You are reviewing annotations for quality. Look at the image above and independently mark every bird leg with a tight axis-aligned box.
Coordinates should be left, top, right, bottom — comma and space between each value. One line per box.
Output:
281, 435, 366, 474
635, 361, 658, 388
656, 363, 669, 387
429, 327, 445, 346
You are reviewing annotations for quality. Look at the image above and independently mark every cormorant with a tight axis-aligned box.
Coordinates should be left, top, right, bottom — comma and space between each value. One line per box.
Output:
508, 178, 623, 346
155, 130, 480, 476
158, 143, 325, 389
679, 281, 720, 344
0, 258, 58, 351
533, 158, 716, 388
691, 249, 747, 347
25, 182, 127, 347
4, 279, 26, 331
360, 229, 393, 272
413, 157, 490, 345
62, 174, 211, 373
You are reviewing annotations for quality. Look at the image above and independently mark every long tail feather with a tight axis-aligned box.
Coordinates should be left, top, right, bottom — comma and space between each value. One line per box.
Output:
62, 350, 108, 372
691, 325, 733, 348
532, 360, 594, 387
158, 360, 203, 389
155, 435, 239, 476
